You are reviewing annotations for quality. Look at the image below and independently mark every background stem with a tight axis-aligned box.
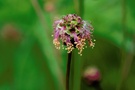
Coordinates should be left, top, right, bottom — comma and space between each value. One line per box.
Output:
31, 0, 65, 90
73, 0, 84, 17
94, 84, 102, 90
79, 0, 84, 17
118, 0, 134, 90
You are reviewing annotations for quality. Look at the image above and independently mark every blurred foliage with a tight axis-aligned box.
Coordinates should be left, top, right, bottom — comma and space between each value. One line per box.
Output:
0, 0, 135, 90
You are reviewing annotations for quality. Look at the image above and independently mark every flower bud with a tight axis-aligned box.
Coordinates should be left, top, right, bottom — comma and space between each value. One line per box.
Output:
83, 67, 101, 86
1, 24, 21, 42
44, 1, 54, 12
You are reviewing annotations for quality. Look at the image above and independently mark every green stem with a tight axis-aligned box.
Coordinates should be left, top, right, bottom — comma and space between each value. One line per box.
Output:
89, 82, 103, 90
71, 0, 84, 90
72, 50, 82, 90
66, 52, 72, 90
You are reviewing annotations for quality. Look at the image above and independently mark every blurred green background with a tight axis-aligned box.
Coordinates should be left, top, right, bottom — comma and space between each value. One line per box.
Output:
0, 0, 135, 90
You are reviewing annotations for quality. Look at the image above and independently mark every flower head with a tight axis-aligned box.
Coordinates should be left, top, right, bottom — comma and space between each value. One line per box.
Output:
53, 14, 94, 55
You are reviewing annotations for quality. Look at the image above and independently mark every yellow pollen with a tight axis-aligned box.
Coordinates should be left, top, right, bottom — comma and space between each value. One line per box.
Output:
53, 39, 60, 50
65, 43, 74, 53
90, 42, 95, 48
76, 39, 86, 56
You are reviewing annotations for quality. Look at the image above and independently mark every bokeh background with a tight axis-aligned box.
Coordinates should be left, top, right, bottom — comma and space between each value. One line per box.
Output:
0, 0, 135, 90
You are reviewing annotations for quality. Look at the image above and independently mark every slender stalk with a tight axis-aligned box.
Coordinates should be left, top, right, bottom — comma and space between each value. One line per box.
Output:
94, 84, 102, 90
66, 52, 72, 90
95, 87, 102, 90
118, 0, 135, 90
118, 37, 135, 90
88, 81, 103, 90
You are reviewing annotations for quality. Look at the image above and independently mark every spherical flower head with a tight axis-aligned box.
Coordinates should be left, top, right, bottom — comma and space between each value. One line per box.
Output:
53, 14, 94, 55
83, 67, 101, 86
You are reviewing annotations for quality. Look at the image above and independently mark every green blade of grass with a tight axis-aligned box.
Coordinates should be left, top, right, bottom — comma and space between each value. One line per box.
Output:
33, 22, 65, 90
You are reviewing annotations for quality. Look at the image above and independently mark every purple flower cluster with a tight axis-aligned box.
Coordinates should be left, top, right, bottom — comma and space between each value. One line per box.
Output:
53, 14, 94, 55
